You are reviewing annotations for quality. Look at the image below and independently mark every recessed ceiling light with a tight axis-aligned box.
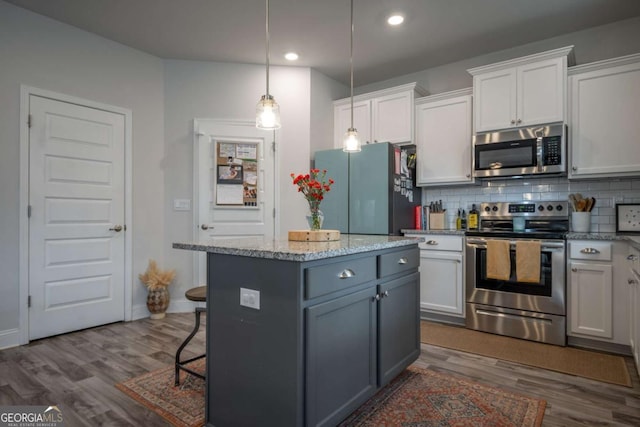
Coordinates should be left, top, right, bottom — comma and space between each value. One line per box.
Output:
284, 52, 299, 61
387, 14, 404, 26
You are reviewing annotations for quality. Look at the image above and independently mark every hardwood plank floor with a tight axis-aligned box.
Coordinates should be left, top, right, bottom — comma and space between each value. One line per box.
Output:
1, 313, 638, 426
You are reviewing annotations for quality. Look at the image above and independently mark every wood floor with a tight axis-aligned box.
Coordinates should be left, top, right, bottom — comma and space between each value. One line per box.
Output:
1, 313, 639, 426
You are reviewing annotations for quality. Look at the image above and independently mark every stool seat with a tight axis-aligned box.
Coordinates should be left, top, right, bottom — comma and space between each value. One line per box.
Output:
175, 286, 207, 386
185, 285, 206, 302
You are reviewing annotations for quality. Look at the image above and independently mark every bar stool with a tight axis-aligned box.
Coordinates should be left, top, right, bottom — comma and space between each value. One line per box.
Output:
175, 285, 207, 386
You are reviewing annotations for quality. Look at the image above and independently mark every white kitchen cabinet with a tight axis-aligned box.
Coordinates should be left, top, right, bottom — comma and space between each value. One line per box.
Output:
568, 53, 640, 179
415, 89, 473, 186
405, 234, 465, 319
627, 244, 640, 377
567, 240, 629, 346
333, 83, 427, 148
468, 46, 573, 133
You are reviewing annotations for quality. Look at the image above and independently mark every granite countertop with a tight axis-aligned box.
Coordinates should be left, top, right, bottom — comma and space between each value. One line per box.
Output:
567, 232, 640, 250
402, 229, 466, 236
173, 234, 421, 262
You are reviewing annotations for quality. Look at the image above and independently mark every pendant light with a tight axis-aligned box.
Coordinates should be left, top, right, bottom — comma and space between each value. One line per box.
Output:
256, 0, 281, 130
342, 0, 361, 152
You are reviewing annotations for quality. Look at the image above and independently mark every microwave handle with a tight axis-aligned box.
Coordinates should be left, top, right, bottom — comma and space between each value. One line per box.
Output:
536, 136, 543, 172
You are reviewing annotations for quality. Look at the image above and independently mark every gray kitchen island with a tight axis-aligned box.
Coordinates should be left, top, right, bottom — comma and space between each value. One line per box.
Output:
173, 234, 420, 427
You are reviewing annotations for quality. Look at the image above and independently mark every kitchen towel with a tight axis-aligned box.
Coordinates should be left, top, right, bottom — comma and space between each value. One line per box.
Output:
516, 240, 541, 283
486, 239, 511, 280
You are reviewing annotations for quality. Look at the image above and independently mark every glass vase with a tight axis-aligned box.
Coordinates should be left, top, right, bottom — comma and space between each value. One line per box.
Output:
306, 209, 324, 231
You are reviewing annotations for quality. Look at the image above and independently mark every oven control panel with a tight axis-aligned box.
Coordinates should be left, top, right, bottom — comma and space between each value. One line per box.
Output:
480, 201, 569, 218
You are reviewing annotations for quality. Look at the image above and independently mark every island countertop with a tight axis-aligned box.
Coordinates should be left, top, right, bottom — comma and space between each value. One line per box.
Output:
173, 234, 421, 262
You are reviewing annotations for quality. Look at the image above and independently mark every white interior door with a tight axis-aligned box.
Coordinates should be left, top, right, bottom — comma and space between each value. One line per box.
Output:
193, 119, 276, 286
29, 95, 126, 340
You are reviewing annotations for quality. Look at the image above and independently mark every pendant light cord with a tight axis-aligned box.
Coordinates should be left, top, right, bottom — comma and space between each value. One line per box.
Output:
265, 0, 270, 97
349, 0, 354, 128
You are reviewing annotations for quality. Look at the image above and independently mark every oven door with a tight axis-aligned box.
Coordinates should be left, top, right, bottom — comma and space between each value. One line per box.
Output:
465, 237, 566, 315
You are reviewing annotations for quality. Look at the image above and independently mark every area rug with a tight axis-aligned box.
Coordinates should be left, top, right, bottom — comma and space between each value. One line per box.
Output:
340, 366, 546, 427
115, 359, 205, 427
116, 361, 545, 427
421, 320, 632, 387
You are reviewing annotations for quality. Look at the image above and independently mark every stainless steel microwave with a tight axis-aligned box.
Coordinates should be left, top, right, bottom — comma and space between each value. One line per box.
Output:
473, 124, 566, 178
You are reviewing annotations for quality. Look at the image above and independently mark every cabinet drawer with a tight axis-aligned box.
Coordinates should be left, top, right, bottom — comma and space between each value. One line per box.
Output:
569, 241, 612, 261
378, 248, 419, 278
305, 256, 376, 300
411, 234, 463, 251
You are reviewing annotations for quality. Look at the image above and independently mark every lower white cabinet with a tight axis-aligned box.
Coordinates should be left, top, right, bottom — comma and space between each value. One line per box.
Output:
627, 245, 640, 377
567, 240, 629, 345
406, 234, 465, 318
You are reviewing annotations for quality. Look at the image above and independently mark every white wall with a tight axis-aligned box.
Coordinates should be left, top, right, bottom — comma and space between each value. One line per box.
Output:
310, 69, 349, 156
0, 1, 165, 342
163, 60, 315, 300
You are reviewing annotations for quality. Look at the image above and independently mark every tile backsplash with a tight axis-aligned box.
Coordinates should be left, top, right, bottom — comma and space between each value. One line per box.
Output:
421, 177, 640, 232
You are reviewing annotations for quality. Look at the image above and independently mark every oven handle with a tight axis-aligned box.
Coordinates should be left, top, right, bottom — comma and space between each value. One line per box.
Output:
466, 238, 565, 251
475, 308, 553, 324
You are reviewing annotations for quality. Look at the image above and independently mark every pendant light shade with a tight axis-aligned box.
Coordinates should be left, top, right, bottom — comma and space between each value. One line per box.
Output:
256, 0, 281, 130
343, 0, 361, 152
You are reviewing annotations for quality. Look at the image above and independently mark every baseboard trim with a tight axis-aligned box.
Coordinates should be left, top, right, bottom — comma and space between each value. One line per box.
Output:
420, 311, 465, 327
0, 328, 21, 350
567, 336, 632, 356
132, 299, 205, 321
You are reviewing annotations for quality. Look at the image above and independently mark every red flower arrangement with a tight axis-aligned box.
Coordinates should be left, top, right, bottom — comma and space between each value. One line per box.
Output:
291, 169, 334, 230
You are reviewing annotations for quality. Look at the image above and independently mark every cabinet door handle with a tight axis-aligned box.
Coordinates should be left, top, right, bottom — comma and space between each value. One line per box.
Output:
339, 269, 355, 279
580, 248, 600, 254
510, 119, 516, 125
572, 166, 577, 171
516, 119, 522, 124
109, 225, 123, 232
398, 257, 408, 264
426, 240, 438, 245
627, 254, 638, 261
466, 174, 471, 178
571, 268, 577, 272
372, 294, 381, 302
628, 279, 638, 285
382, 290, 389, 298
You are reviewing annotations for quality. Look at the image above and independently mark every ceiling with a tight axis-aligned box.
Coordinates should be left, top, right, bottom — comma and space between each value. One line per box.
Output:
6, 0, 640, 86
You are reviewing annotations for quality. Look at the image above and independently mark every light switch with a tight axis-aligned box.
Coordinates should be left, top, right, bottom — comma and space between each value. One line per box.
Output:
240, 287, 260, 310
173, 199, 191, 211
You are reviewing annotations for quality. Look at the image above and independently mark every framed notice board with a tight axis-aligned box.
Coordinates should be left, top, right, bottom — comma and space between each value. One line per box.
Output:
214, 141, 258, 207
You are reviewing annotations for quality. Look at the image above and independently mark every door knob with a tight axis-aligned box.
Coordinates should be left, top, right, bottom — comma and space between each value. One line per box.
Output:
109, 225, 123, 232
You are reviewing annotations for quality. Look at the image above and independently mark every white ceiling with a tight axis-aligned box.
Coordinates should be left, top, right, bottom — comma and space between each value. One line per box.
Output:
6, 0, 640, 86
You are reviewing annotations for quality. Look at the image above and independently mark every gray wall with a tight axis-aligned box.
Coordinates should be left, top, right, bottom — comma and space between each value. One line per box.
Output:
163, 60, 318, 298
356, 16, 640, 96
0, 1, 165, 337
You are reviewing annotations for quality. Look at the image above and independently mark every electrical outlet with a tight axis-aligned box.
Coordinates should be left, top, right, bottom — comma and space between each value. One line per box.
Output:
240, 288, 260, 310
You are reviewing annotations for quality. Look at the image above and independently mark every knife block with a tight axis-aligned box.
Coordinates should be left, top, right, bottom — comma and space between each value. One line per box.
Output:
429, 212, 445, 230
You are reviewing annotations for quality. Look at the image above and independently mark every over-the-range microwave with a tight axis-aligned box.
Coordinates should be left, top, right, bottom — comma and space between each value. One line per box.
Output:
473, 123, 566, 178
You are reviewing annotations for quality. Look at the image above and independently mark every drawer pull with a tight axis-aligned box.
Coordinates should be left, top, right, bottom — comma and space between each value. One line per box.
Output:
398, 257, 408, 264
627, 254, 638, 261
426, 240, 438, 245
338, 269, 355, 279
580, 248, 600, 254
628, 279, 638, 285
571, 268, 577, 272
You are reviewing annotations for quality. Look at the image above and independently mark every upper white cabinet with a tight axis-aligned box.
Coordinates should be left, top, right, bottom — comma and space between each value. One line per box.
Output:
468, 46, 574, 132
333, 83, 427, 148
568, 54, 640, 179
415, 89, 473, 186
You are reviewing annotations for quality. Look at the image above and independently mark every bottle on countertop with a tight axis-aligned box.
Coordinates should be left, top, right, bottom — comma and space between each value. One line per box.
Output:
456, 209, 462, 230
461, 210, 467, 230
468, 204, 479, 230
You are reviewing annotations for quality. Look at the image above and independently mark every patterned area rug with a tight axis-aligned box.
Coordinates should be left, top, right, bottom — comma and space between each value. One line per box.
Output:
340, 366, 546, 426
115, 359, 205, 427
116, 362, 545, 427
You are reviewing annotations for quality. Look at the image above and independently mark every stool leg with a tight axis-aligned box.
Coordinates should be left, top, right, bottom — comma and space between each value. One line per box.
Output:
175, 308, 203, 386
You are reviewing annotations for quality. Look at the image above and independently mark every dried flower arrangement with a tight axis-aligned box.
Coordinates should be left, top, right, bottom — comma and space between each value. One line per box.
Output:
139, 259, 176, 291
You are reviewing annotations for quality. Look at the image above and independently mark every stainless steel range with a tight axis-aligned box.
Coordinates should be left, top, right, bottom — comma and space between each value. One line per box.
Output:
465, 201, 569, 346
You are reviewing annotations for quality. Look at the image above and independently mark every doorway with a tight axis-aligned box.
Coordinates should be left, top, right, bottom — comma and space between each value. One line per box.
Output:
19, 87, 132, 342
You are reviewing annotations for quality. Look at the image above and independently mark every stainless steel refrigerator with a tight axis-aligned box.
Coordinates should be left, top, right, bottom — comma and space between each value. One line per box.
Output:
315, 142, 421, 235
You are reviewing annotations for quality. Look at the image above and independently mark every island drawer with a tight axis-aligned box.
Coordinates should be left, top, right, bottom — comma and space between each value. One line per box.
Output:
305, 256, 376, 300
378, 247, 419, 278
